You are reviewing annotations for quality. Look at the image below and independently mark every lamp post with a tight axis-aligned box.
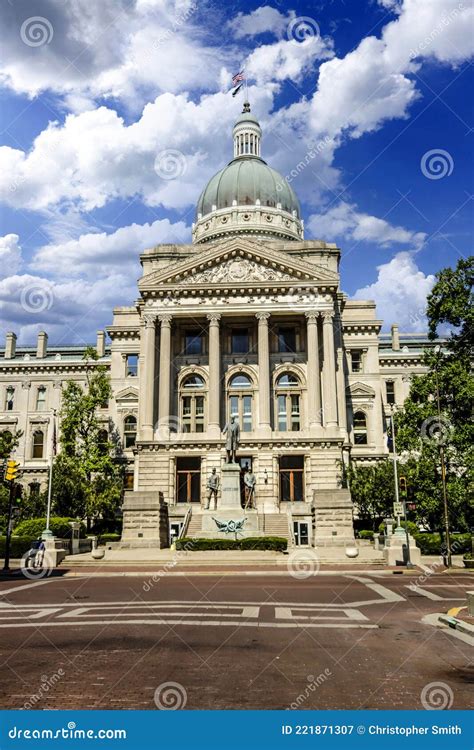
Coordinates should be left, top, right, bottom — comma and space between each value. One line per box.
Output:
433, 346, 451, 568
386, 409, 413, 568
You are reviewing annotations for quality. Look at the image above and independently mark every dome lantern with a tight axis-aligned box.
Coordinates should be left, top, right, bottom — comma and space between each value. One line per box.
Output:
192, 101, 304, 245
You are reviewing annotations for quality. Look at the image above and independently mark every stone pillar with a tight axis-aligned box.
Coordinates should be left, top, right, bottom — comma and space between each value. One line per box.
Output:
336, 348, 347, 431
157, 313, 172, 439
256, 312, 271, 435
391, 323, 400, 351
5, 332, 17, 359
141, 313, 157, 441
207, 313, 221, 438
305, 312, 321, 429
322, 310, 338, 427
96, 330, 106, 358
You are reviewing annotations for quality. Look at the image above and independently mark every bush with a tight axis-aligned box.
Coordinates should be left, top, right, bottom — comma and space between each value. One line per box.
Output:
98, 533, 121, 544
175, 536, 287, 552
0, 536, 36, 558
358, 530, 374, 541
401, 520, 419, 535
14, 517, 86, 539
413, 532, 471, 555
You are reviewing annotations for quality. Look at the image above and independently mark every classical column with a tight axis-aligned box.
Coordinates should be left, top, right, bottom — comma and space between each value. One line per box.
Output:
336, 348, 347, 431
141, 313, 157, 441
305, 312, 321, 429
157, 313, 172, 439
207, 313, 221, 438
322, 310, 338, 427
256, 312, 271, 435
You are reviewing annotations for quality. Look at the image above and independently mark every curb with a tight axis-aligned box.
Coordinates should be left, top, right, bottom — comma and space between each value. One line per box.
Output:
438, 614, 474, 637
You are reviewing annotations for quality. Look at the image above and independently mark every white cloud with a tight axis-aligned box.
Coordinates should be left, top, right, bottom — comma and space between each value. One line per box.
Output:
33, 217, 190, 276
307, 203, 426, 250
0, 234, 22, 277
228, 6, 294, 38
353, 252, 436, 331
246, 36, 334, 85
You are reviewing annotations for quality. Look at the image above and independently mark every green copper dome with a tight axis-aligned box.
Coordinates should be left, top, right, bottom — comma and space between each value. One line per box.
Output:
196, 157, 301, 219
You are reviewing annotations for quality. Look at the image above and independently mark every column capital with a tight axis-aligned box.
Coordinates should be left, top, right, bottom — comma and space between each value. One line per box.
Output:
321, 310, 335, 323
158, 313, 172, 327
206, 313, 222, 324
305, 311, 320, 323
143, 312, 157, 329
256, 312, 271, 322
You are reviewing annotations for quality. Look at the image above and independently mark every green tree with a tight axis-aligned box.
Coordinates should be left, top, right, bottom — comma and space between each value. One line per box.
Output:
394, 256, 474, 532
345, 460, 396, 529
52, 347, 124, 529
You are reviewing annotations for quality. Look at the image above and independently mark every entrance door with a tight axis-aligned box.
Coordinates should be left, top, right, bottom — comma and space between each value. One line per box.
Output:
279, 456, 304, 502
176, 457, 201, 503
293, 521, 309, 546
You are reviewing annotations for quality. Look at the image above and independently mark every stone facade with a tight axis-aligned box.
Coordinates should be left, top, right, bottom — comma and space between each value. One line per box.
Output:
0, 104, 443, 549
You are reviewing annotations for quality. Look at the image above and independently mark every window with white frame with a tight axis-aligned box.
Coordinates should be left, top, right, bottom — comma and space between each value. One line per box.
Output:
353, 411, 368, 444
180, 375, 206, 433
275, 372, 301, 431
5, 387, 14, 411
36, 386, 46, 411
32, 430, 44, 458
124, 415, 137, 447
228, 373, 253, 432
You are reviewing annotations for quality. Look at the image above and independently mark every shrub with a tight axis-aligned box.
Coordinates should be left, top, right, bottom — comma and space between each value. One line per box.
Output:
0, 536, 36, 558
400, 520, 419, 535
175, 536, 287, 552
14, 517, 86, 539
358, 530, 374, 541
463, 552, 472, 560
413, 532, 471, 555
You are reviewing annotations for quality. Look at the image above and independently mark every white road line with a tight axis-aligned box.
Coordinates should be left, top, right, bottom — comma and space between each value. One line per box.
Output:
0, 578, 66, 596
0, 619, 378, 630
407, 585, 443, 600
347, 576, 406, 603
275, 607, 368, 622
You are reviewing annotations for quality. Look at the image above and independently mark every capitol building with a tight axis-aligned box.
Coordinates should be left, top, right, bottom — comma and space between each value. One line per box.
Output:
0, 104, 436, 549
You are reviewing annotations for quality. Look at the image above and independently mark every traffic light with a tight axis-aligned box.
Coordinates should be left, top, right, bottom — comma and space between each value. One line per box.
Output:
5, 459, 20, 482
399, 476, 407, 495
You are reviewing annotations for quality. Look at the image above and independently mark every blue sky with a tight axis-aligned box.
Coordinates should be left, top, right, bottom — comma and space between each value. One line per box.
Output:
0, 0, 472, 344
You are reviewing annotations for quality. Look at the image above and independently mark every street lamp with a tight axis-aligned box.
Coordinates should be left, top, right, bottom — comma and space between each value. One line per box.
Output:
386, 408, 413, 569
433, 345, 452, 567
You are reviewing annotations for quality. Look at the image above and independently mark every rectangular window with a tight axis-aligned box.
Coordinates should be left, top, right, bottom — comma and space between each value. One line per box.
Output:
278, 327, 296, 353
277, 394, 287, 431
351, 350, 362, 373
5, 388, 14, 411
195, 396, 204, 432
279, 456, 304, 502
231, 329, 249, 354
176, 457, 201, 503
124, 472, 134, 490
126, 354, 138, 377
290, 395, 300, 431
36, 388, 46, 411
185, 331, 203, 355
242, 395, 252, 432
386, 380, 395, 405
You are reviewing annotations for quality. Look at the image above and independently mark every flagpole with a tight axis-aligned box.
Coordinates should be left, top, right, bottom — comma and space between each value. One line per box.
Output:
42, 409, 56, 540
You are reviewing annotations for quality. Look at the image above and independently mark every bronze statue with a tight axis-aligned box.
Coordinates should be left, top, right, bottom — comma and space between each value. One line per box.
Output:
222, 416, 240, 463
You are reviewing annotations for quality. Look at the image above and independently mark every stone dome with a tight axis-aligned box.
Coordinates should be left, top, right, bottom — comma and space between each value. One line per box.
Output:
192, 102, 304, 244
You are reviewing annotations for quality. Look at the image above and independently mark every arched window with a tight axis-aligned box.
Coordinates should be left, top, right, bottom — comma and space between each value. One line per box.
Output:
36, 386, 46, 411
5, 387, 14, 411
32, 430, 44, 458
353, 411, 368, 445
228, 373, 253, 432
180, 375, 205, 433
124, 416, 137, 448
275, 373, 301, 431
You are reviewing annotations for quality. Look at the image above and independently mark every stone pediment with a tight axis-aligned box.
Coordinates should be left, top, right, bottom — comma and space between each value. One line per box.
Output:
115, 386, 139, 401
347, 382, 376, 398
139, 237, 339, 291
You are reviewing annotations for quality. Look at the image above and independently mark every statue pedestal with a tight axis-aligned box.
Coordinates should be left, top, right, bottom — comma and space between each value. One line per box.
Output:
220, 463, 241, 509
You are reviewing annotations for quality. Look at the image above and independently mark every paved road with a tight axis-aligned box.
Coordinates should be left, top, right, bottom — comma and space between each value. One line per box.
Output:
0, 572, 472, 710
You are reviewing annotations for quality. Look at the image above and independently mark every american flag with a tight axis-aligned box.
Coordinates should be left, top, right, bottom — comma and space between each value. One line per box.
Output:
232, 71, 244, 87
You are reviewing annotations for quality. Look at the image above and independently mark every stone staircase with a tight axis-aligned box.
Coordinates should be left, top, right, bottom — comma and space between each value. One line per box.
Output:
186, 513, 202, 537
260, 513, 292, 543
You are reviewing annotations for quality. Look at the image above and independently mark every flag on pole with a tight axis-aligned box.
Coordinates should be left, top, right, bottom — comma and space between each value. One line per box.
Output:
231, 70, 245, 96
